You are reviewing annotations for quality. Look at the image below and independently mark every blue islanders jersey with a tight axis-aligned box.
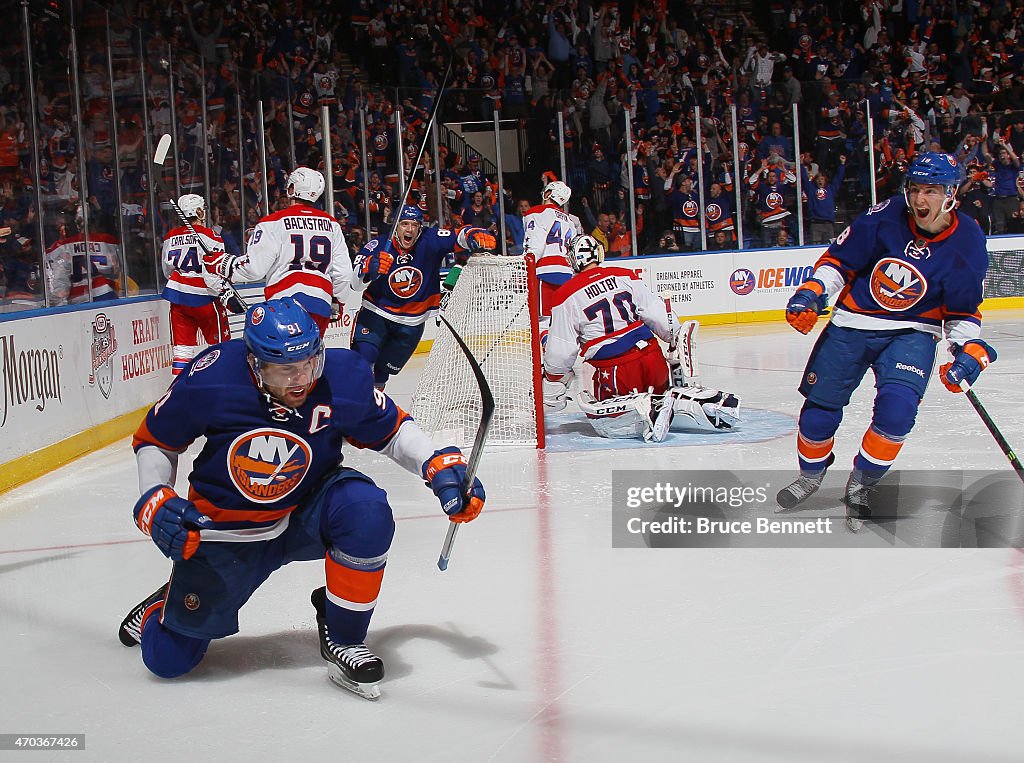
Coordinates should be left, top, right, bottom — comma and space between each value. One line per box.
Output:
133, 341, 411, 530
354, 228, 460, 326
815, 196, 988, 343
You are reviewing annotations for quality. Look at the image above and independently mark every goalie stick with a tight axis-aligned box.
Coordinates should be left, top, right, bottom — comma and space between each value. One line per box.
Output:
436, 312, 495, 571
959, 379, 1024, 484
153, 134, 247, 314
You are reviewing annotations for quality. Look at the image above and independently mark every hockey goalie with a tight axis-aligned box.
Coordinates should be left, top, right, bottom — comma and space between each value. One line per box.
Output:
541, 234, 741, 442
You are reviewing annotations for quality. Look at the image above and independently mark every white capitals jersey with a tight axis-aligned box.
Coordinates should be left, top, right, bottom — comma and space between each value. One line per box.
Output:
233, 202, 353, 319
161, 224, 224, 306
523, 203, 583, 285
44, 232, 121, 305
544, 264, 672, 377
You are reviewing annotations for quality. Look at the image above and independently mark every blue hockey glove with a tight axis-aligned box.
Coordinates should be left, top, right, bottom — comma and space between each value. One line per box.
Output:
940, 339, 997, 392
358, 249, 394, 283
133, 486, 211, 561
423, 447, 486, 523
785, 278, 828, 335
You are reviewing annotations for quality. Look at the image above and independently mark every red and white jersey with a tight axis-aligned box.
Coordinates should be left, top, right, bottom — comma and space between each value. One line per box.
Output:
543, 265, 672, 377
233, 202, 353, 319
523, 203, 583, 286
44, 232, 121, 305
161, 224, 224, 307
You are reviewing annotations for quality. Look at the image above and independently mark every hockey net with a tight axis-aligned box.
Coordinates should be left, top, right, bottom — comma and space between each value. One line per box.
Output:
411, 254, 544, 448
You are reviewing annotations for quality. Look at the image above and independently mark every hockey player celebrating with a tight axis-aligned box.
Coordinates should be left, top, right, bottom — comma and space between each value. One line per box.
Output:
777, 152, 993, 531
161, 194, 232, 376
523, 179, 584, 320
206, 167, 353, 335
349, 204, 495, 388
118, 297, 485, 700
542, 234, 740, 441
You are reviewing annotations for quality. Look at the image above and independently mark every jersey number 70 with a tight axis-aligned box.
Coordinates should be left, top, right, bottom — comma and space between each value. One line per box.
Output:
583, 290, 639, 334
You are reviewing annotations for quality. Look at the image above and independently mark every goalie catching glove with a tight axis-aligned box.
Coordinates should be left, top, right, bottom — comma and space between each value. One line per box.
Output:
542, 370, 574, 412
940, 339, 996, 392
423, 447, 486, 523
785, 279, 828, 334
133, 486, 211, 561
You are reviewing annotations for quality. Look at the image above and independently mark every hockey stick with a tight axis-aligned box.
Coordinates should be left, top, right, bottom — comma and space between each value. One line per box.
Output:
959, 379, 1024, 484
437, 312, 495, 571
153, 134, 247, 313
382, 28, 454, 249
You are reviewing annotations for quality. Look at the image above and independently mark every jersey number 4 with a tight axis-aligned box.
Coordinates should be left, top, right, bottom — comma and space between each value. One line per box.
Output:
584, 290, 639, 334
545, 221, 575, 246
288, 235, 332, 273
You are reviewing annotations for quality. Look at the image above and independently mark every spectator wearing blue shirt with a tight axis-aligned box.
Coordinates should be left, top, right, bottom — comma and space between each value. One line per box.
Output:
801, 155, 846, 244
990, 137, 1021, 234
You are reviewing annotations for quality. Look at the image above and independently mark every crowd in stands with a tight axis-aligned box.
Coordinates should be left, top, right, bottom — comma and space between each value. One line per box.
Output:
3, 0, 1024, 312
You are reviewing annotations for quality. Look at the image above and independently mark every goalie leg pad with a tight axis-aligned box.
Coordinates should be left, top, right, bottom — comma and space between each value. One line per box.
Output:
670, 385, 742, 431
669, 320, 699, 385
578, 391, 655, 439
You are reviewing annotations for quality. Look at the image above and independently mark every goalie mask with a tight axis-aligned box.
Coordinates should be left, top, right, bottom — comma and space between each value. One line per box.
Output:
287, 166, 326, 203
568, 234, 605, 272
244, 297, 325, 406
543, 180, 571, 207
177, 193, 206, 221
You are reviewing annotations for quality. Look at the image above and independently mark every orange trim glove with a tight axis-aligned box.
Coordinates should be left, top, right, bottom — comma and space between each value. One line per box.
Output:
785, 278, 828, 334
423, 447, 486, 523
133, 486, 210, 561
940, 339, 997, 392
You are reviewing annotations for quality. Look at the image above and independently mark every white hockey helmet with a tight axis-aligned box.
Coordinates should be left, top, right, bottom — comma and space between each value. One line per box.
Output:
568, 233, 604, 272
177, 193, 206, 220
543, 180, 571, 207
287, 166, 326, 202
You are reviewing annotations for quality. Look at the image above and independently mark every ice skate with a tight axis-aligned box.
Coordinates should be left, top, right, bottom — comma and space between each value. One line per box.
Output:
118, 584, 167, 647
775, 455, 834, 512
312, 587, 384, 701
844, 476, 875, 533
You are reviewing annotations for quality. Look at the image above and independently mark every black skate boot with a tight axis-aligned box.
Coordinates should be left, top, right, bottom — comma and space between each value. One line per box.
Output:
311, 587, 384, 700
844, 474, 876, 533
118, 584, 168, 647
775, 455, 834, 512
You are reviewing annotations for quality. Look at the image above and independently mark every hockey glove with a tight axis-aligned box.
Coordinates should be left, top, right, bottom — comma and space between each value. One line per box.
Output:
219, 286, 246, 315
467, 230, 497, 253
423, 447, 486, 523
785, 279, 828, 335
940, 339, 997, 392
358, 249, 394, 283
205, 251, 239, 281
133, 486, 211, 561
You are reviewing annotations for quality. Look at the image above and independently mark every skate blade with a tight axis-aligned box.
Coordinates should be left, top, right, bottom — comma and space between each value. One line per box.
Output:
328, 664, 382, 701
845, 516, 864, 533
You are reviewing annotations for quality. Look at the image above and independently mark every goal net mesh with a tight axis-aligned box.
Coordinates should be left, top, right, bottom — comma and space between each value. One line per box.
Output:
411, 254, 538, 448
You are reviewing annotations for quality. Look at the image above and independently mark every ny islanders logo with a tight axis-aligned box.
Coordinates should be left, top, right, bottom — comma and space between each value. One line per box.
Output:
729, 268, 756, 295
389, 266, 423, 298
227, 428, 312, 503
870, 257, 927, 311
89, 313, 117, 399
766, 192, 784, 210
682, 200, 699, 217
706, 203, 723, 222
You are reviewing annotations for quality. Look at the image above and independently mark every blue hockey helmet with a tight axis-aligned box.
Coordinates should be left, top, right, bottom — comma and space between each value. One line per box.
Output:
244, 298, 324, 390
398, 205, 424, 223
903, 152, 965, 213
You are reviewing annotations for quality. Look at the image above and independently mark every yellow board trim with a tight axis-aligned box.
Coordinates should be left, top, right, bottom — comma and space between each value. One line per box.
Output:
0, 405, 149, 496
